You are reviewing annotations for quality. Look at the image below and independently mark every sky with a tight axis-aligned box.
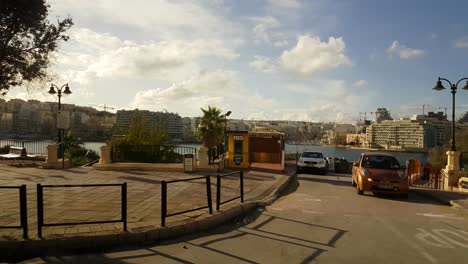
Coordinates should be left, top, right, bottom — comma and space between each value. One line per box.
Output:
5, 0, 468, 122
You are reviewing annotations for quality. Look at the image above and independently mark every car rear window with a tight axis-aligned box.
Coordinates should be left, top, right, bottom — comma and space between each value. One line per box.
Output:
302, 152, 323, 158
362, 156, 401, 169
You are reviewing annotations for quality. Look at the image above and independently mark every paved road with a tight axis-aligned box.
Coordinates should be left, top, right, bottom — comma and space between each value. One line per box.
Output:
23, 173, 468, 264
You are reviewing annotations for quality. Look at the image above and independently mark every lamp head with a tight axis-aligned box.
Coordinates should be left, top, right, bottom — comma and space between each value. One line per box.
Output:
63, 84, 72, 94
433, 80, 446, 91
462, 80, 468, 91
48, 85, 56, 95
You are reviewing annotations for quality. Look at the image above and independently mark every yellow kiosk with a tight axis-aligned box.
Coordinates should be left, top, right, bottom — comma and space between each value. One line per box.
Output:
226, 130, 250, 169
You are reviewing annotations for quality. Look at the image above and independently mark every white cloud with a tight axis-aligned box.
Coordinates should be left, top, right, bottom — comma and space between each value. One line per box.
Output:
386, 40, 425, 59
266, 0, 301, 9
280, 35, 351, 76
129, 70, 240, 115
250, 16, 288, 46
250, 56, 277, 73
274, 40, 289, 47
49, 0, 243, 42
283, 80, 375, 122
455, 37, 468, 48
56, 28, 238, 84
353, 80, 368, 88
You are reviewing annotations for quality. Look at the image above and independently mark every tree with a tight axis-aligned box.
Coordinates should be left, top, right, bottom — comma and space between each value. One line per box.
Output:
0, 0, 73, 95
198, 106, 225, 148
458, 111, 468, 125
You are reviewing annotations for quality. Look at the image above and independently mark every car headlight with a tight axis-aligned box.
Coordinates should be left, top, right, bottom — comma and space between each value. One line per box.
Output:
398, 170, 407, 179
360, 169, 369, 178
319, 160, 325, 164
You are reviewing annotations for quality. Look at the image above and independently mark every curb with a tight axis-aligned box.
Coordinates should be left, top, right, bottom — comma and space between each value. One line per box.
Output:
0, 172, 298, 262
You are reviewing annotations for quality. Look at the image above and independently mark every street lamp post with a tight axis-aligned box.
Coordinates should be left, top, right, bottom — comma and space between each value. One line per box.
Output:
433, 77, 468, 151
48, 83, 72, 157
224, 111, 232, 167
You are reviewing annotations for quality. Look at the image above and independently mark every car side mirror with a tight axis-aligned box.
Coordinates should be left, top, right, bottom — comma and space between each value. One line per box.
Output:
353, 162, 359, 167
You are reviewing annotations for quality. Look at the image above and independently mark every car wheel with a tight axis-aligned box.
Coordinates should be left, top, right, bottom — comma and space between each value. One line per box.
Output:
400, 193, 409, 199
356, 184, 364, 195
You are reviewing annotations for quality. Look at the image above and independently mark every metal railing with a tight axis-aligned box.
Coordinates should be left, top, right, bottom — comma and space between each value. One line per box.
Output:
0, 139, 50, 155
161, 176, 212, 227
408, 165, 444, 190
111, 145, 197, 163
0, 185, 28, 239
36, 183, 127, 238
216, 170, 244, 211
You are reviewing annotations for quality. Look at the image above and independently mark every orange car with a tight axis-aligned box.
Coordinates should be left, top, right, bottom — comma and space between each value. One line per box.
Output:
352, 153, 409, 198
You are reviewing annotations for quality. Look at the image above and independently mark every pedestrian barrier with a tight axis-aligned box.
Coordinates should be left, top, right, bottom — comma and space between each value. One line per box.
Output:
0, 139, 49, 155
36, 183, 127, 238
216, 170, 244, 211
407, 161, 444, 190
0, 185, 28, 239
161, 176, 212, 227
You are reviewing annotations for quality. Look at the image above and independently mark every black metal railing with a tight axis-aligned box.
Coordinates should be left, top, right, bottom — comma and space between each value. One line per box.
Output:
111, 145, 197, 163
0, 185, 28, 239
0, 139, 50, 155
161, 176, 212, 227
216, 170, 244, 211
37, 183, 127, 238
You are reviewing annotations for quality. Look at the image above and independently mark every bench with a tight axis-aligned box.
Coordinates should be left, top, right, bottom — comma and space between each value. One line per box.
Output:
0, 146, 37, 164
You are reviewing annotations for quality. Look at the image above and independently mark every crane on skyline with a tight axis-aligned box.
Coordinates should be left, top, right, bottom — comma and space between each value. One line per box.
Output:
89, 104, 115, 112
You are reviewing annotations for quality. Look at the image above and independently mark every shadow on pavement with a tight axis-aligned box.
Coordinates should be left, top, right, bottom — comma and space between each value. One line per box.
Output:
297, 175, 353, 187
27, 248, 194, 264
371, 191, 447, 206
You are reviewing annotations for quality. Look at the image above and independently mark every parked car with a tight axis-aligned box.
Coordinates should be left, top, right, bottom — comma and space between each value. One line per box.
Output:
297, 151, 328, 174
352, 153, 408, 198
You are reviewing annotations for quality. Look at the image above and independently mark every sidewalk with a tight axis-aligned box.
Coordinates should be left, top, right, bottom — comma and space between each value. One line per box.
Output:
411, 187, 468, 212
0, 164, 294, 242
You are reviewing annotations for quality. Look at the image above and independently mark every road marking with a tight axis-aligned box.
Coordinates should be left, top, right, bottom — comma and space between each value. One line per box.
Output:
415, 228, 454, 248
271, 208, 283, 211
416, 213, 464, 220
300, 198, 322, 202
302, 210, 324, 214
376, 217, 438, 263
433, 229, 468, 248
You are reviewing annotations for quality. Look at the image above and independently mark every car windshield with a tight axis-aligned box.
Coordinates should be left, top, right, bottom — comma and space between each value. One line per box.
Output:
302, 152, 323, 158
362, 156, 401, 169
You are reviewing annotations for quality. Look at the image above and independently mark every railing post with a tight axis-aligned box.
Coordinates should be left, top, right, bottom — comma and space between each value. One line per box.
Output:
240, 170, 244, 203
37, 184, 43, 238
161, 181, 167, 227
19, 185, 28, 239
206, 176, 213, 214
121, 182, 127, 231
216, 175, 221, 211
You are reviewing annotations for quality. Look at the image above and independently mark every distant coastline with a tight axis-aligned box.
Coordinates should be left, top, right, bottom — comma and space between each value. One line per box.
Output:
333, 144, 428, 154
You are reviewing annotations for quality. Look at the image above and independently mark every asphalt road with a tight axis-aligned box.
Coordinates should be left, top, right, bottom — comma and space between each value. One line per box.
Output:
23, 173, 468, 264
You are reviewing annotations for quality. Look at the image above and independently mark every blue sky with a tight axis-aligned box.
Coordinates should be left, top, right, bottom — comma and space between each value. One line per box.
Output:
6, 0, 468, 122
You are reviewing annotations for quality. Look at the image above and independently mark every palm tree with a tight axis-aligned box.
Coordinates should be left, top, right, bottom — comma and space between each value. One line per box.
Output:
198, 106, 225, 148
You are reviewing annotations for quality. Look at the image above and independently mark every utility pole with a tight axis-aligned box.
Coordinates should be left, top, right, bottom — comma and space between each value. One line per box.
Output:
359, 112, 367, 121
422, 104, 431, 116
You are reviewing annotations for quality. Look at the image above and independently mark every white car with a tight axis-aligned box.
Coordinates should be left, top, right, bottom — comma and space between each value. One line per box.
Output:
297, 151, 328, 174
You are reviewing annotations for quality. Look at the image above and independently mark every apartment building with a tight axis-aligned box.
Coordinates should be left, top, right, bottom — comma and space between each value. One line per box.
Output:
115, 109, 183, 141
366, 114, 450, 150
